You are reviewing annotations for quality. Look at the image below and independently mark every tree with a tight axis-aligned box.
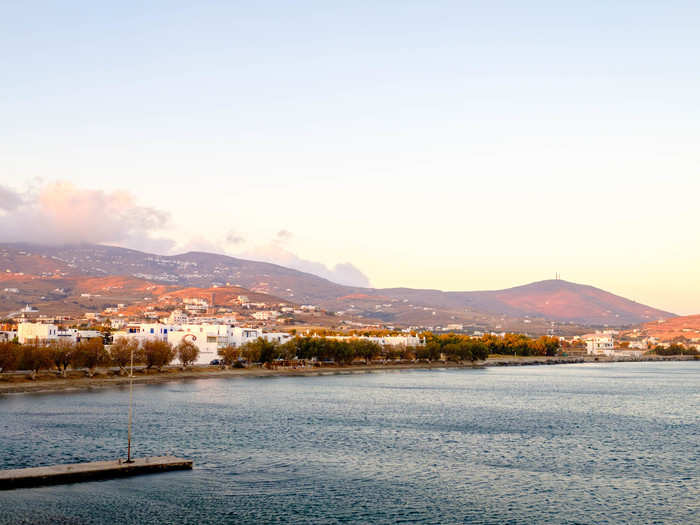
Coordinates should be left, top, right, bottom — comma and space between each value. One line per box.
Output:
470, 340, 489, 361
19, 342, 53, 380
48, 339, 75, 377
240, 341, 261, 364
176, 340, 200, 369
74, 338, 109, 377
218, 345, 241, 367
239, 338, 281, 364
110, 337, 140, 375
140, 340, 175, 371
350, 339, 381, 362
538, 336, 560, 357
0, 341, 19, 373
238, 338, 281, 365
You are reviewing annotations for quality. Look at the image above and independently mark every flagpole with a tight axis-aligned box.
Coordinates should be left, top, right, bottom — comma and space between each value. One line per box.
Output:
126, 343, 134, 463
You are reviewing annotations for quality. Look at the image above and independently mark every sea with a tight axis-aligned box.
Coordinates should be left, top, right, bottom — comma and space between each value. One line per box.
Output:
0, 361, 698, 524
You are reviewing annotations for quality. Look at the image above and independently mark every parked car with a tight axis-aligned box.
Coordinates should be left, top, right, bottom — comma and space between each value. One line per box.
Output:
209, 359, 221, 366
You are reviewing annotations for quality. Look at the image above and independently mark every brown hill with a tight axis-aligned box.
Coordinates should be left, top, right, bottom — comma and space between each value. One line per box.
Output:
639, 315, 700, 342
455, 280, 672, 325
0, 273, 290, 319
0, 243, 675, 327
163, 286, 286, 306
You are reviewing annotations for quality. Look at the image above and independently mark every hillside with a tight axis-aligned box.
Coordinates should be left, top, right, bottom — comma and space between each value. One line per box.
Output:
454, 280, 671, 325
0, 243, 675, 327
637, 315, 700, 342
0, 243, 350, 304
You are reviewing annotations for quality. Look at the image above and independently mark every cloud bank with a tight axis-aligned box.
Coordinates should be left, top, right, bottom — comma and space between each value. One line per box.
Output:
242, 243, 371, 288
0, 182, 173, 251
0, 181, 372, 288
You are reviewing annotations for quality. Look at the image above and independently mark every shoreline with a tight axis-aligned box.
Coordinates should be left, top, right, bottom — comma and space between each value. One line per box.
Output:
0, 355, 695, 396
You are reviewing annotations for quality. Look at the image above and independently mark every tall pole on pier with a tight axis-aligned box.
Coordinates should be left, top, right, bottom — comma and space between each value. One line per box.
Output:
126, 344, 134, 463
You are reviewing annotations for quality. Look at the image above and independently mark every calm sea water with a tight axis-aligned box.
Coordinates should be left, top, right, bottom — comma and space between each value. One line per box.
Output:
0, 362, 698, 524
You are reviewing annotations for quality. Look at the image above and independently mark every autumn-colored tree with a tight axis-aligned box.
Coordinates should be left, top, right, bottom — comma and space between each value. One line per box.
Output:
48, 339, 75, 377
140, 340, 175, 371
0, 341, 20, 373
19, 342, 53, 380
109, 337, 140, 375
218, 345, 241, 367
176, 340, 200, 369
74, 338, 109, 377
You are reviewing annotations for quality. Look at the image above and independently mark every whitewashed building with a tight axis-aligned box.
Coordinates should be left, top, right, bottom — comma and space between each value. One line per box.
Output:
112, 323, 175, 343
585, 334, 615, 355
261, 332, 293, 345
252, 311, 280, 321
167, 309, 189, 325
17, 322, 58, 344
56, 329, 103, 343
166, 324, 289, 364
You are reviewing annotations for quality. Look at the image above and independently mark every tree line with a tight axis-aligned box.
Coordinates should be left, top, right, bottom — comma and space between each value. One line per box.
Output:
0, 332, 564, 378
218, 336, 385, 366
423, 333, 561, 358
0, 337, 200, 379
216, 333, 559, 366
651, 344, 699, 356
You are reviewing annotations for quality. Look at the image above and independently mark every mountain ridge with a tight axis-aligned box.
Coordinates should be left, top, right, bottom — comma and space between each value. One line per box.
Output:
0, 243, 675, 326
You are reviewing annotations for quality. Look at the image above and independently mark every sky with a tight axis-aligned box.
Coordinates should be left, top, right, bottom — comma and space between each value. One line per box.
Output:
1, 1, 699, 313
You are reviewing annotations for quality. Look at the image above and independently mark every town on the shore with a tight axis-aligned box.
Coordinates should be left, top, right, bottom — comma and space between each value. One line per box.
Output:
1, 293, 698, 379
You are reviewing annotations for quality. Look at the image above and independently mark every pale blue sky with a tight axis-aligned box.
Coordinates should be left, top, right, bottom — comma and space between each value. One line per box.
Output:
1, 2, 699, 313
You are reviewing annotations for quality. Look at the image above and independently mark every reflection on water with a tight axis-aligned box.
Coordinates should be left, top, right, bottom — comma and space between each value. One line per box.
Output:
1, 362, 698, 524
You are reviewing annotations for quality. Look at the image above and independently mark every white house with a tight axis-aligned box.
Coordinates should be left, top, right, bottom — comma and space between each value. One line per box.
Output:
56, 329, 103, 343
167, 324, 233, 364
17, 322, 58, 344
112, 323, 174, 343
110, 322, 292, 365
252, 311, 280, 321
166, 325, 275, 364
585, 334, 615, 355
261, 331, 293, 345
167, 309, 189, 325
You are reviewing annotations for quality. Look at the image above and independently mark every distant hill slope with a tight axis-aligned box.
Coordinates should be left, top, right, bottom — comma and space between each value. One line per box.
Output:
0, 243, 675, 326
0, 243, 351, 304
453, 280, 673, 325
638, 314, 700, 342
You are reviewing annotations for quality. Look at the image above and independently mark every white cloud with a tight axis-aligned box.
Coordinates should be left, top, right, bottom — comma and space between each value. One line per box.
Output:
242, 243, 371, 288
0, 181, 172, 251
0, 181, 373, 287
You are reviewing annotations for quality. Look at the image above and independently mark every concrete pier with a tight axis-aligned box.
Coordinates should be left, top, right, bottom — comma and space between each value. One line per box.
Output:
0, 456, 193, 490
